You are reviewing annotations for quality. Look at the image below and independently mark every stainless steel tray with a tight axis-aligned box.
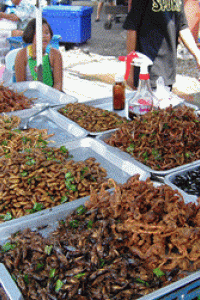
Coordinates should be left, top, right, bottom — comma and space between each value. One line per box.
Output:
52, 94, 134, 136
53, 137, 149, 183
51, 94, 199, 138
164, 162, 200, 204
0, 264, 23, 300
2, 108, 88, 144
0, 137, 150, 228
0, 191, 200, 300
96, 132, 200, 178
9, 81, 78, 108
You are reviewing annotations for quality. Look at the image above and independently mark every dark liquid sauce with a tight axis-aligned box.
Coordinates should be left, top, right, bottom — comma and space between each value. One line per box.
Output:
128, 111, 138, 120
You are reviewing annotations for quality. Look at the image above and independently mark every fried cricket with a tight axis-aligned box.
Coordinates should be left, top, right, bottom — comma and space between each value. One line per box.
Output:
0, 84, 33, 113
0, 114, 54, 155
1, 175, 200, 299
105, 105, 200, 170
0, 149, 109, 222
58, 102, 131, 132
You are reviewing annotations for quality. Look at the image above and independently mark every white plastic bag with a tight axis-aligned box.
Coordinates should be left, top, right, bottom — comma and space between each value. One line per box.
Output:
153, 76, 184, 109
0, 19, 17, 31
0, 65, 12, 85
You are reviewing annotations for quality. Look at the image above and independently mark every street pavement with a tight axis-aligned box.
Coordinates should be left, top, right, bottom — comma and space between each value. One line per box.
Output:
60, 1, 200, 106
61, 0, 129, 102
65, 0, 128, 57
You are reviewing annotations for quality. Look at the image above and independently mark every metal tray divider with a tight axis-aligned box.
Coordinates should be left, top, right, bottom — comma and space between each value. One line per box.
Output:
0, 264, 23, 300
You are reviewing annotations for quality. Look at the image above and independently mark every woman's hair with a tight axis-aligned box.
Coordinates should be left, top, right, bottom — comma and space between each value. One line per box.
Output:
23, 18, 53, 44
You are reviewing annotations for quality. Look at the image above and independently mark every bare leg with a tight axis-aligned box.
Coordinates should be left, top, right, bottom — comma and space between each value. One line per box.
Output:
96, 1, 104, 21
107, 1, 115, 21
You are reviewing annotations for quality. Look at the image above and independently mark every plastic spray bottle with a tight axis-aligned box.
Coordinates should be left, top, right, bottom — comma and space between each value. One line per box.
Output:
119, 51, 158, 119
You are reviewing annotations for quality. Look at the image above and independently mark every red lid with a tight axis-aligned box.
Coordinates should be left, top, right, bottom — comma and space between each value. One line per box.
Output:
139, 74, 150, 80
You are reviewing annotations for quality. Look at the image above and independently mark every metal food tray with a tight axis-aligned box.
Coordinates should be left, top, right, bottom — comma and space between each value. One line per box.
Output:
52, 94, 133, 136
1, 107, 88, 144
0, 137, 149, 228
0, 264, 23, 300
0, 190, 200, 300
51, 94, 199, 138
164, 162, 200, 204
96, 132, 200, 178
9, 81, 78, 109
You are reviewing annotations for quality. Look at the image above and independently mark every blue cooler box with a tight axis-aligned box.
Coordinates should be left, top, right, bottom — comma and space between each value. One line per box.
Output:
42, 5, 93, 43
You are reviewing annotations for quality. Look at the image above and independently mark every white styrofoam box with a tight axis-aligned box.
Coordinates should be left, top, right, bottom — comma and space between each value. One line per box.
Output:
0, 20, 17, 32
0, 20, 17, 49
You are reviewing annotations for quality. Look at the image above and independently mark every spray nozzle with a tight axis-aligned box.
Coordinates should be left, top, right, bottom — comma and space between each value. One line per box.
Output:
119, 51, 139, 81
119, 51, 153, 81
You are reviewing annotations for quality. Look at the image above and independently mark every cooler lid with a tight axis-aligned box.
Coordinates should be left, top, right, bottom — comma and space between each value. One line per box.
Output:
42, 5, 93, 17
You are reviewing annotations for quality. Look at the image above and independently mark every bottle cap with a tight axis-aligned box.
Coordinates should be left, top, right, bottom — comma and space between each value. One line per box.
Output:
115, 74, 124, 82
139, 73, 150, 80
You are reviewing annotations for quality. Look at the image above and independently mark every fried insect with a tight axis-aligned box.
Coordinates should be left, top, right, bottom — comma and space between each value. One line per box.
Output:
0, 114, 21, 130
105, 105, 200, 170
58, 102, 131, 132
0, 114, 54, 155
0, 84, 33, 112
1, 175, 200, 299
0, 148, 109, 222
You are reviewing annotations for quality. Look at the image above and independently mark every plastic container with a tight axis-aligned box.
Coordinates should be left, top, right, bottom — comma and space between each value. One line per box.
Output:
119, 51, 158, 118
127, 53, 156, 119
0, 22, 13, 63
42, 5, 93, 43
0, 19, 17, 42
7, 34, 61, 50
113, 74, 125, 110
128, 74, 154, 119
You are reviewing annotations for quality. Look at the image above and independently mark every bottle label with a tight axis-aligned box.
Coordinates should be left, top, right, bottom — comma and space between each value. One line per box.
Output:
138, 99, 152, 106
129, 101, 152, 116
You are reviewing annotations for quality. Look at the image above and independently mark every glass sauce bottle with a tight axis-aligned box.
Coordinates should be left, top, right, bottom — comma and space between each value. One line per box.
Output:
113, 74, 125, 110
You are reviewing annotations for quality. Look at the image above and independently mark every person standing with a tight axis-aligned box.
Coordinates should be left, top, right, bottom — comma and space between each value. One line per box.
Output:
123, 0, 200, 90
95, 0, 115, 22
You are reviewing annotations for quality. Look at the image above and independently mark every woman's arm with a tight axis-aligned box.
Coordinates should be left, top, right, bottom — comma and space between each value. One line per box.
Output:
51, 48, 63, 91
0, 11, 19, 22
15, 47, 27, 82
179, 28, 200, 68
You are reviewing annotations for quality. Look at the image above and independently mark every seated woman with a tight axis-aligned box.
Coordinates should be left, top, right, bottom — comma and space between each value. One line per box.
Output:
15, 18, 63, 91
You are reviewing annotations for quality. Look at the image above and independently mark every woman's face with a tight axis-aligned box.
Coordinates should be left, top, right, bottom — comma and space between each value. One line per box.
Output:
33, 23, 52, 52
